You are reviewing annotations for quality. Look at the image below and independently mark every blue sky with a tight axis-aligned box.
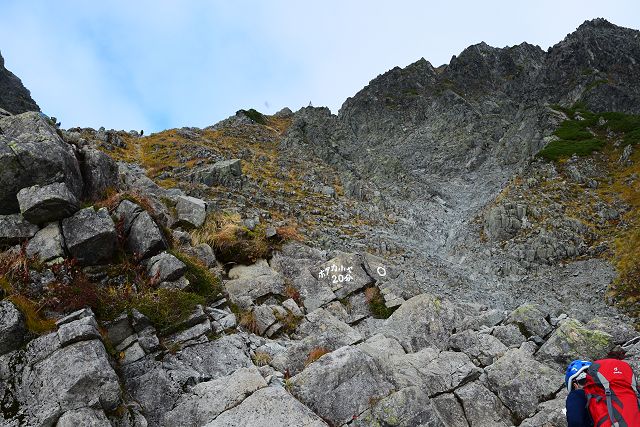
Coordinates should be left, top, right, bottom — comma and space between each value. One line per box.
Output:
0, 1, 638, 133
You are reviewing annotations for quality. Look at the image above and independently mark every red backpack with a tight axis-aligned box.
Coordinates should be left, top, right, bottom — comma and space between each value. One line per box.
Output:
584, 359, 640, 427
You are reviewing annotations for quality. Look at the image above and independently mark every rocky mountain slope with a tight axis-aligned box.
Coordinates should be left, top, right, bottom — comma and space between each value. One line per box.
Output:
0, 18, 639, 427
0, 51, 39, 116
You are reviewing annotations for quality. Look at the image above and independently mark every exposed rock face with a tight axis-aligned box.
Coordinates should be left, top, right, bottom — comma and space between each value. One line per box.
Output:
0, 214, 39, 247
26, 222, 64, 262
290, 345, 395, 426
115, 200, 167, 259
62, 207, 117, 265
193, 159, 243, 187
0, 314, 121, 426
0, 300, 26, 355
0, 51, 40, 114
0, 112, 83, 214
79, 146, 119, 201
175, 195, 207, 229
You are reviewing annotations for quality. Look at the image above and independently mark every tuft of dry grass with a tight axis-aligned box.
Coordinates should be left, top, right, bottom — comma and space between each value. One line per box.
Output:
0, 247, 31, 285
304, 347, 330, 367
252, 351, 273, 366
276, 225, 304, 242
7, 294, 56, 334
239, 310, 260, 334
284, 283, 303, 307
192, 212, 302, 265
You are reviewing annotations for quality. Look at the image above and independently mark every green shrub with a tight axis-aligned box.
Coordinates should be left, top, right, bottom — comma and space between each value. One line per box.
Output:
554, 120, 593, 141
538, 138, 605, 161
133, 288, 205, 332
239, 108, 267, 125
170, 250, 222, 302
364, 286, 395, 319
542, 105, 640, 161
624, 129, 640, 145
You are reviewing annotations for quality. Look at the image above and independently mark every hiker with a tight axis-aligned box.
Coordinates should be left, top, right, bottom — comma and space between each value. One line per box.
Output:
565, 360, 594, 427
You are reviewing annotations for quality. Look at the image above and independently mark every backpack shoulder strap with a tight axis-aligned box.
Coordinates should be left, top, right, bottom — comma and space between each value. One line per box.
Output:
631, 372, 640, 411
594, 370, 618, 426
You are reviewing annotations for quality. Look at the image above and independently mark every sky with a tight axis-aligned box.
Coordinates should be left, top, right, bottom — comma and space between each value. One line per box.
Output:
0, 1, 638, 133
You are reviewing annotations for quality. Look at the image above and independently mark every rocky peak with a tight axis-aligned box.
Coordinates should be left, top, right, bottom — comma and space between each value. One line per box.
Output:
576, 17, 621, 31
0, 50, 40, 115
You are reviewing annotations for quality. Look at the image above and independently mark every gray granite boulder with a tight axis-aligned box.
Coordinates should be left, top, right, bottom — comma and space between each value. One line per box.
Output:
114, 199, 142, 234
105, 312, 134, 347
380, 293, 466, 352
16, 340, 121, 426
123, 335, 252, 425
17, 182, 79, 224
271, 308, 362, 375
269, 249, 335, 312
519, 394, 567, 427
290, 345, 395, 426
146, 251, 186, 283
128, 211, 166, 259
536, 318, 615, 366
0, 300, 26, 355
55, 307, 96, 327
585, 316, 639, 345
171, 335, 253, 379
79, 146, 119, 201
206, 386, 327, 427
194, 159, 243, 187
57, 408, 111, 427
184, 243, 216, 268
25, 222, 64, 262
62, 207, 117, 265
57, 315, 101, 347
455, 381, 513, 427
0, 112, 83, 214
432, 393, 469, 427
162, 366, 267, 426
0, 214, 39, 246
353, 386, 446, 427
506, 303, 552, 338
449, 330, 508, 367
387, 348, 481, 396
314, 252, 374, 299
491, 324, 528, 348
175, 195, 207, 228
225, 260, 285, 304
485, 347, 562, 422
251, 304, 277, 336
114, 200, 166, 259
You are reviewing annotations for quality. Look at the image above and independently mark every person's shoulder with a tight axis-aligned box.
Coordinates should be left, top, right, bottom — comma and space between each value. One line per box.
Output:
566, 389, 587, 403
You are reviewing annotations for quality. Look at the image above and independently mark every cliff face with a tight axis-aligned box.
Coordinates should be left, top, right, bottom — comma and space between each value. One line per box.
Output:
0, 51, 39, 115
0, 18, 639, 427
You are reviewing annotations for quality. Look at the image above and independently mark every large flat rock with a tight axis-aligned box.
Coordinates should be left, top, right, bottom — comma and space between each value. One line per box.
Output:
17, 182, 79, 224
290, 345, 395, 426
205, 386, 327, 427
